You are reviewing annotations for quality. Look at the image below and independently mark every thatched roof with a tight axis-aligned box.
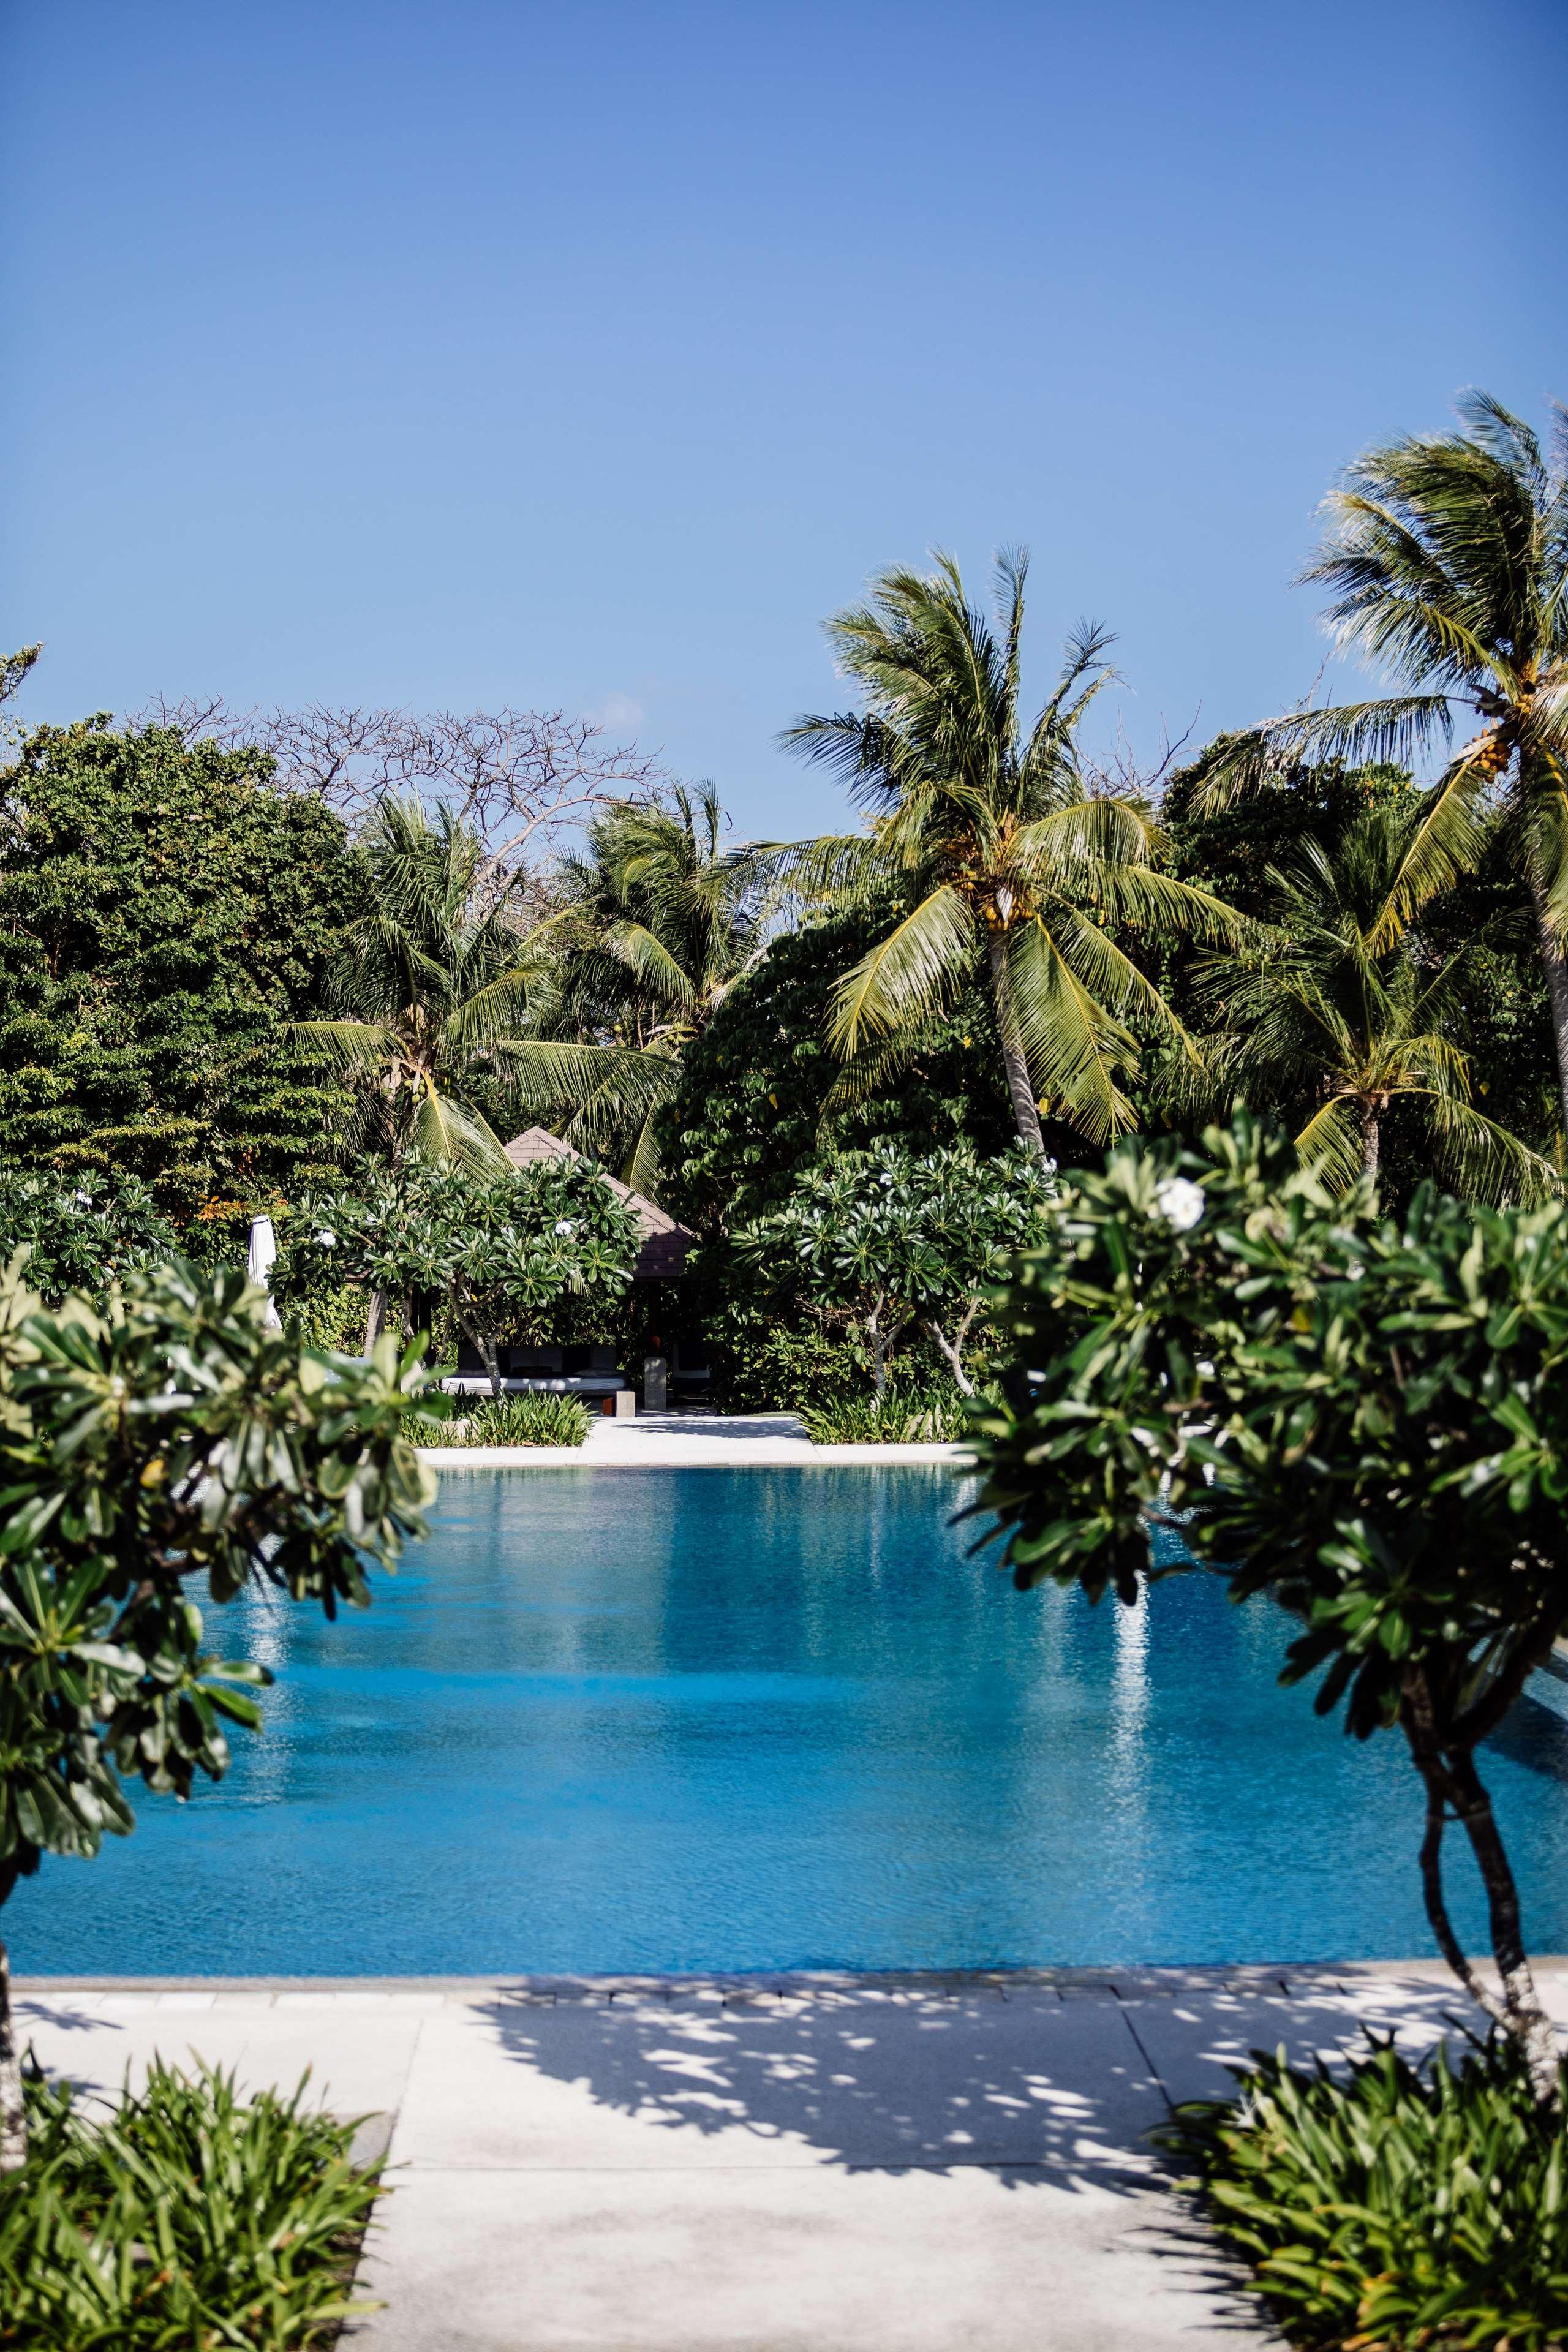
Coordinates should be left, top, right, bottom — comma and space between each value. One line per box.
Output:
502, 1128, 693, 1280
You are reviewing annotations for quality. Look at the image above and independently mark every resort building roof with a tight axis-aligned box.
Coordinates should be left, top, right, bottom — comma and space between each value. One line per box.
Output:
502, 1126, 694, 1280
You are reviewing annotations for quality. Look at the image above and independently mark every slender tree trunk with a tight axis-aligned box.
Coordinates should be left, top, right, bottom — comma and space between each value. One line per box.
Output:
1447, 1749, 1559, 2105
865, 1303, 889, 1404
476, 1333, 504, 1403
1403, 1689, 1559, 2107
1531, 890, 1568, 1141
363, 1289, 387, 1356
986, 934, 1046, 1161
927, 1295, 981, 1398
0, 1911, 26, 2172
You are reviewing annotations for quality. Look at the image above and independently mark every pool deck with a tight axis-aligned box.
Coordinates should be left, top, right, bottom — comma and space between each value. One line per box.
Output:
421, 1408, 975, 1468
15, 1959, 1562, 2350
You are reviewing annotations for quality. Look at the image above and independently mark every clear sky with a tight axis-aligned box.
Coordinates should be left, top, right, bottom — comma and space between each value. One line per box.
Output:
4, 0, 1565, 837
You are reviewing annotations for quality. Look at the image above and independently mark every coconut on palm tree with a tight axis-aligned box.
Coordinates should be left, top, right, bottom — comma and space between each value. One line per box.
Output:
291, 794, 550, 1175
1191, 393, 1568, 1131
781, 549, 1241, 1156
501, 782, 778, 1191
1185, 798, 1553, 1199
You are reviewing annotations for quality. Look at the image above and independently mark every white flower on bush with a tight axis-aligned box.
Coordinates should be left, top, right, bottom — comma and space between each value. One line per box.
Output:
552, 1218, 576, 1237
1153, 1176, 1205, 1233
315, 1229, 336, 1249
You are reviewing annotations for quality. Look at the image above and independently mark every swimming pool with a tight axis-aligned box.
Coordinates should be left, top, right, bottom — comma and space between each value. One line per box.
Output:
10, 1464, 1568, 1976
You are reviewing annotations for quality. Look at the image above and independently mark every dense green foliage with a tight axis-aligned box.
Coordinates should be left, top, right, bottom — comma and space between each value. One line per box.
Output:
292, 795, 541, 1175
0, 1171, 177, 1306
289, 1158, 641, 1393
738, 1139, 1054, 1399
662, 907, 1014, 1234
0, 722, 361, 1219
969, 1113, 1568, 2089
1163, 2034, 1568, 2352
506, 781, 783, 1191
1190, 394, 1568, 1133
0, 2060, 382, 2348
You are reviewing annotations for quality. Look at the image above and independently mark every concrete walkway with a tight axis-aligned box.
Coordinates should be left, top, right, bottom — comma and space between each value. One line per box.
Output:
423, 1409, 973, 1469
15, 1961, 1554, 2351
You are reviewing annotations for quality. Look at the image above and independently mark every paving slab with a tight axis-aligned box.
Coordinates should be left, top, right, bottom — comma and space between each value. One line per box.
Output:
391, 1985, 1165, 2177
355, 2167, 1262, 2352
18, 1965, 1536, 2350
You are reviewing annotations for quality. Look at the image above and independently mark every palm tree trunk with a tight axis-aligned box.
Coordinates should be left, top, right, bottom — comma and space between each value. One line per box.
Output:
1359, 1102, 1380, 1180
363, 1290, 387, 1355
1531, 891, 1568, 1140
986, 935, 1046, 1161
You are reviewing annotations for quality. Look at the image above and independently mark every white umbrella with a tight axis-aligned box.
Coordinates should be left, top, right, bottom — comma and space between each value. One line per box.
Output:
247, 1215, 283, 1329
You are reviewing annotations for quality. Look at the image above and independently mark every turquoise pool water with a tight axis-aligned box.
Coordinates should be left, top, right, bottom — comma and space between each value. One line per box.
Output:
10, 1464, 1568, 1975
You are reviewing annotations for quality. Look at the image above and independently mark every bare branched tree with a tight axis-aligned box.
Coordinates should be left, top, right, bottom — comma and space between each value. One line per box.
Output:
130, 698, 662, 913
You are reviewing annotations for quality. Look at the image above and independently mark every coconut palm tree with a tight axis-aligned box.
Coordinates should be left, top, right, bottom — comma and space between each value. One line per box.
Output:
1187, 800, 1553, 1198
1191, 393, 1568, 1131
291, 795, 549, 1175
781, 549, 1241, 1156
500, 782, 777, 1191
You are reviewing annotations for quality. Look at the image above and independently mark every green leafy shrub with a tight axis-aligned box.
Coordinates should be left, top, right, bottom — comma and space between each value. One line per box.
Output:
0, 1170, 177, 1305
0, 2058, 382, 2347
440, 1392, 592, 1448
1163, 2034, 1568, 2352
802, 1382, 970, 1444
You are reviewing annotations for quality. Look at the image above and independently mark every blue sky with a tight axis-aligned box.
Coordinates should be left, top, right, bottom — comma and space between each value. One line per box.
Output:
4, 0, 1565, 837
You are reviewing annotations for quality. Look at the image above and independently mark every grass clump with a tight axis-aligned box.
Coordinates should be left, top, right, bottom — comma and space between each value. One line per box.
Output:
802, 1384, 968, 1444
1161, 2032, 1568, 2352
0, 2059, 382, 2349
442, 1392, 592, 1447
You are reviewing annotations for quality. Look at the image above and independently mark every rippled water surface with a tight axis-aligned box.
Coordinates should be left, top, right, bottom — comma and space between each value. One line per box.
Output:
12, 1464, 1568, 1974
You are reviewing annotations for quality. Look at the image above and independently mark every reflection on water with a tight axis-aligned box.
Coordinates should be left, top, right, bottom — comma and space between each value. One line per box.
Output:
10, 1465, 1568, 1976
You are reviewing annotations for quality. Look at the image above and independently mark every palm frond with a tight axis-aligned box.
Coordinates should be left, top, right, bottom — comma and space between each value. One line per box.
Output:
1005, 917, 1138, 1142
826, 886, 976, 1053
287, 1019, 398, 1074
411, 1087, 511, 1174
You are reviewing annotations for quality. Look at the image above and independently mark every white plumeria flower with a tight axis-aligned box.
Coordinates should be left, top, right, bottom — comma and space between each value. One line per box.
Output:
1154, 1176, 1205, 1233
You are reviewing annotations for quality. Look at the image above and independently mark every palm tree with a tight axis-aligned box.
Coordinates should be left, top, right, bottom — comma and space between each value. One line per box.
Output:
502, 782, 775, 1191
291, 796, 548, 1175
782, 550, 1240, 1156
1192, 393, 1568, 1131
1187, 800, 1553, 1197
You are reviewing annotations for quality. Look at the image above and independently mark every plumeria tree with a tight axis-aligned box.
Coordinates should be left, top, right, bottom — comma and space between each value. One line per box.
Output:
0, 1254, 438, 2168
0, 1170, 179, 1304
737, 1140, 1055, 1401
969, 1114, 1568, 2106
293, 1158, 642, 1398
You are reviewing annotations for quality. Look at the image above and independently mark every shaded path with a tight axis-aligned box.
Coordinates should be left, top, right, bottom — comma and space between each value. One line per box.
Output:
19, 1961, 1558, 2348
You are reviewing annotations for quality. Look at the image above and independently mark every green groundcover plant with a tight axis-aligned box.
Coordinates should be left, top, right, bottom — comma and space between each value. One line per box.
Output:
437, 1392, 591, 1447
0, 2059, 382, 2350
800, 1380, 967, 1444
1162, 2032, 1568, 2352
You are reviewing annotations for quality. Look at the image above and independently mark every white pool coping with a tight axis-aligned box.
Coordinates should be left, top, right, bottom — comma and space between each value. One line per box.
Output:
420, 1409, 976, 1468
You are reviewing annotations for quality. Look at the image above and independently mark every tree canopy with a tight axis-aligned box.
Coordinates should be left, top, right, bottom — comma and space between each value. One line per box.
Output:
0, 722, 363, 1222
